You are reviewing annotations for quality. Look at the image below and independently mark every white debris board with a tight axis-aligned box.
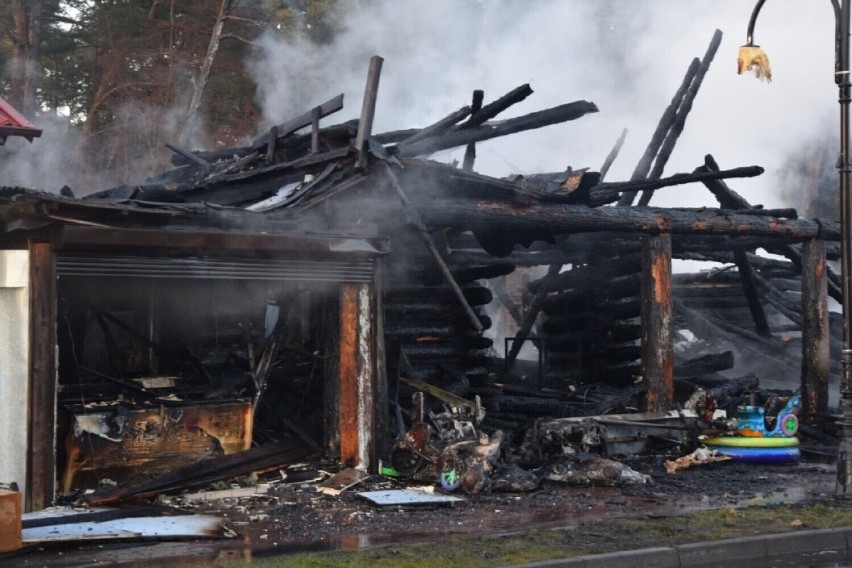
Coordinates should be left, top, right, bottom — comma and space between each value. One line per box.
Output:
356, 489, 464, 506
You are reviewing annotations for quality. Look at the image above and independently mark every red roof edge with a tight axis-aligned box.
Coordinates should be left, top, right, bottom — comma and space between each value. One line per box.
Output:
0, 96, 42, 142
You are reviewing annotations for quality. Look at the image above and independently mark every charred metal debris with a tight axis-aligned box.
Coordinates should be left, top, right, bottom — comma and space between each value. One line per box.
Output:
0, 33, 842, 519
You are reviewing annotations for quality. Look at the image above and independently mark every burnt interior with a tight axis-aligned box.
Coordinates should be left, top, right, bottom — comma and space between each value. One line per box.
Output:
55, 255, 339, 491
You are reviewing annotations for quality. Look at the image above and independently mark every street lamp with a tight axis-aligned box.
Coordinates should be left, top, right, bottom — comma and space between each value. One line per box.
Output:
739, 0, 852, 496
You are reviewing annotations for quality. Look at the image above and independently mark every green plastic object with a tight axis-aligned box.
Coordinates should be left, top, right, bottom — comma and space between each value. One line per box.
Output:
380, 465, 401, 477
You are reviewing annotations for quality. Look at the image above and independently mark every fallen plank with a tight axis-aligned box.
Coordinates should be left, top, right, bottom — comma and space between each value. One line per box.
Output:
84, 439, 312, 506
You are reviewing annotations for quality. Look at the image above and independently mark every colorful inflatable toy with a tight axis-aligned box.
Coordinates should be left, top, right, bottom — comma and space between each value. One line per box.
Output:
701, 395, 800, 464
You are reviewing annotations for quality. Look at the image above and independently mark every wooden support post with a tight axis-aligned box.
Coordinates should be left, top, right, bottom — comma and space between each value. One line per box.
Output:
338, 283, 376, 470
27, 241, 56, 510
355, 55, 384, 170
801, 239, 830, 423
266, 125, 278, 161
310, 106, 321, 154
373, 261, 390, 461
641, 234, 674, 412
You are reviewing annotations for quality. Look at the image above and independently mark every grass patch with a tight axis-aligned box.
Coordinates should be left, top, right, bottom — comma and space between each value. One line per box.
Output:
246, 503, 852, 567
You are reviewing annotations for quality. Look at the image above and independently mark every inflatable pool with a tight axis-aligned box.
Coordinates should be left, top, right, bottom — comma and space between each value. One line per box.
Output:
711, 445, 801, 464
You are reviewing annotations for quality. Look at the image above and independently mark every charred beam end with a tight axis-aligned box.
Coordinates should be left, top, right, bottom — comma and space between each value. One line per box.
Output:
458, 84, 533, 129
397, 100, 598, 157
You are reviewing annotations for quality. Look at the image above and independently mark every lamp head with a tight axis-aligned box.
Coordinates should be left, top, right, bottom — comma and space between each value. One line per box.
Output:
738, 44, 773, 82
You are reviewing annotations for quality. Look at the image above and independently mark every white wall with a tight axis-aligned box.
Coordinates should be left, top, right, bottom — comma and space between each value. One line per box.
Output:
0, 250, 30, 498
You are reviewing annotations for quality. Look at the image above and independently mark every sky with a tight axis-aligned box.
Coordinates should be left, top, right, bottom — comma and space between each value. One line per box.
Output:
250, 0, 840, 211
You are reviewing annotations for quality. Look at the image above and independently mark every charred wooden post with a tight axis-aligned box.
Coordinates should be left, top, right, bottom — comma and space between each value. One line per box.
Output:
338, 283, 376, 470
310, 106, 321, 154
355, 55, 384, 170
801, 239, 830, 424
265, 125, 278, 161
462, 90, 484, 172
373, 262, 391, 460
27, 242, 56, 511
641, 234, 674, 412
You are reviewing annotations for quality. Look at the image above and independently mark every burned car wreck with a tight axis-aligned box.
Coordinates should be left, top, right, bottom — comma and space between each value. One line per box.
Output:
0, 40, 840, 530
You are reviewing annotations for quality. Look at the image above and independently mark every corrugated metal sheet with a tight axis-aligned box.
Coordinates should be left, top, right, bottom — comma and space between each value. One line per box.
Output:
56, 253, 374, 283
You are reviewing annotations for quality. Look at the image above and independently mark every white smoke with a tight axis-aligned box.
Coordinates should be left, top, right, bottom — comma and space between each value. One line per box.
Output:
250, 0, 838, 211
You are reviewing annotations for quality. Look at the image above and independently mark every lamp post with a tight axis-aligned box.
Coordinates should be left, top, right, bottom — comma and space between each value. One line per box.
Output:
740, 0, 852, 496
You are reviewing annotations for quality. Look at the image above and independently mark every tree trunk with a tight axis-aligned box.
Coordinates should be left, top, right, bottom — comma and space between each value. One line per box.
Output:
9, 0, 42, 116
180, 0, 233, 145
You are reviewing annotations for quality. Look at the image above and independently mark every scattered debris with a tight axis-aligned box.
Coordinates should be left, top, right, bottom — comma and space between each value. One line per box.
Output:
664, 446, 731, 473
317, 468, 371, 496
540, 455, 652, 486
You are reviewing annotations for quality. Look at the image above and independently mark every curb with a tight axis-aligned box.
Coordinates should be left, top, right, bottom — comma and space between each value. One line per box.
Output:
514, 526, 852, 568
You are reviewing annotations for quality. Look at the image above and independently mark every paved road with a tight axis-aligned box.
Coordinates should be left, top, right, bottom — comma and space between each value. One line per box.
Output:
514, 526, 852, 568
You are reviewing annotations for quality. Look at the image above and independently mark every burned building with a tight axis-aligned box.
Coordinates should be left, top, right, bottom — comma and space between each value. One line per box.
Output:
0, 46, 840, 511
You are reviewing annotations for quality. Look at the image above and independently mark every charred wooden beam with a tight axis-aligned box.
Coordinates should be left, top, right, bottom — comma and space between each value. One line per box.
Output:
590, 165, 764, 206
600, 128, 628, 181
396, 100, 598, 157
415, 198, 840, 242
165, 142, 210, 168
251, 93, 345, 151
84, 439, 312, 506
675, 351, 735, 378
384, 285, 492, 306
450, 261, 514, 284
460, 84, 534, 129
529, 253, 641, 294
